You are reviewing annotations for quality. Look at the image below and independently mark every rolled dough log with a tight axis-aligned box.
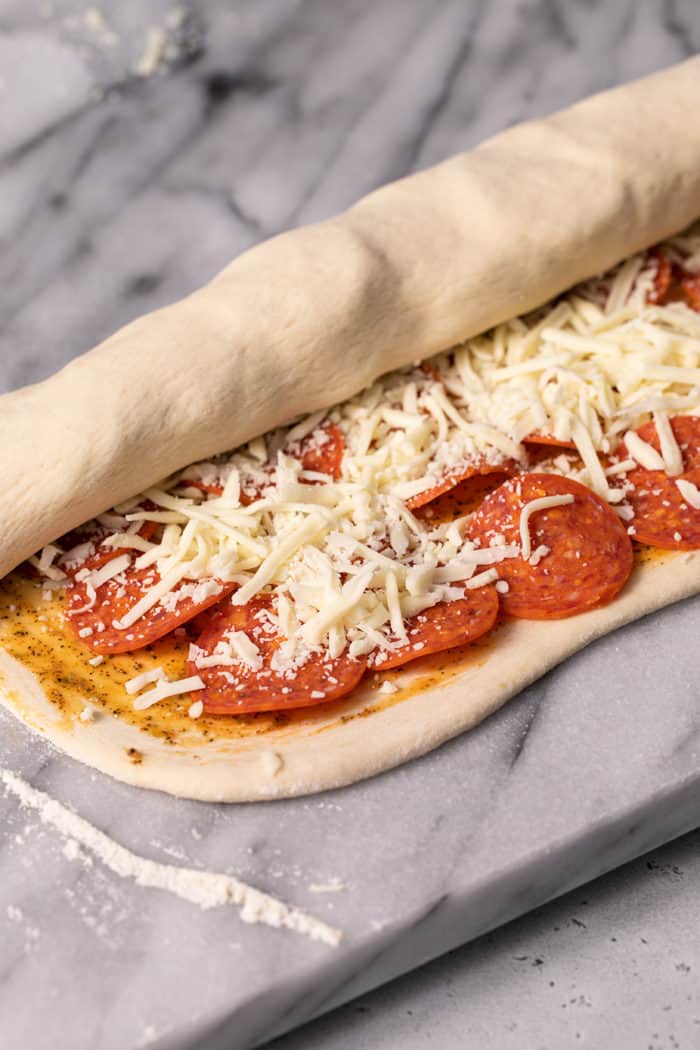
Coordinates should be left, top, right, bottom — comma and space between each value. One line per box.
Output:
2, 58, 700, 577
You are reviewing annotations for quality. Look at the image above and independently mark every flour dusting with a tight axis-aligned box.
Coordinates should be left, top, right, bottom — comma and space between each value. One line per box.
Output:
309, 877, 347, 893
0, 769, 341, 947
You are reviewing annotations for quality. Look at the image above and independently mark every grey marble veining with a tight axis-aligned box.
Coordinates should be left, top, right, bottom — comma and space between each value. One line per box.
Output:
268, 828, 700, 1050
1, 2, 700, 1049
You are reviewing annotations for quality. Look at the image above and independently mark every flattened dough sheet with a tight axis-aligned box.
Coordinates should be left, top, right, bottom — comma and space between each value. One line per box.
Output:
1, 551, 698, 801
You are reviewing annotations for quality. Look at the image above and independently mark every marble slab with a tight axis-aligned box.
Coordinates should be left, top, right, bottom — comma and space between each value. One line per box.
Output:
1, 2, 700, 1049
2, 592, 700, 1050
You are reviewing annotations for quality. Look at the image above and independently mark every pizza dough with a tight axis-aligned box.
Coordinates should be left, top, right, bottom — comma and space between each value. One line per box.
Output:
1, 550, 698, 801
1, 61, 700, 801
1, 58, 700, 579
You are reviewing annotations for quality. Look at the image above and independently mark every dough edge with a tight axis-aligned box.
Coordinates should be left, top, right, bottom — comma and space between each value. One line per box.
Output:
1, 551, 698, 802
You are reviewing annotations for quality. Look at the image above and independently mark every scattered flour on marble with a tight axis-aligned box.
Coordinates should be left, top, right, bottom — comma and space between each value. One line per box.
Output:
369, 918, 391, 932
81, 7, 117, 44
137, 1024, 169, 1049
0, 768, 342, 947
63, 838, 80, 861
309, 877, 348, 893
134, 26, 168, 76
138, 1026, 158, 1048
5, 902, 40, 949
137, 1021, 174, 1048
149, 838, 189, 863
63, 837, 93, 866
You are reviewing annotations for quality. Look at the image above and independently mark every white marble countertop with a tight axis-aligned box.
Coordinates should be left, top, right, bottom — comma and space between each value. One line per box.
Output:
2, 3, 700, 1049
270, 828, 700, 1050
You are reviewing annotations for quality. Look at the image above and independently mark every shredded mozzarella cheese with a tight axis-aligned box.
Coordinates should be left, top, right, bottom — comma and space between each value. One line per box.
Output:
676, 478, 700, 509
133, 675, 206, 711
519, 495, 574, 560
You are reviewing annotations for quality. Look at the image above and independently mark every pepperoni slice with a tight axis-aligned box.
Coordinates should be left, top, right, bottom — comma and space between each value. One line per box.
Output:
287, 423, 345, 480
467, 473, 633, 619
412, 471, 515, 525
67, 551, 237, 654
648, 248, 672, 304
419, 362, 443, 385
56, 520, 110, 553
646, 248, 700, 311
185, 479, 224, 496
621, 415, 700, 549
189, 594, 367, 714
406, 459, 516, 510
371, 587, 499, 671
523, 433, 577, 450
